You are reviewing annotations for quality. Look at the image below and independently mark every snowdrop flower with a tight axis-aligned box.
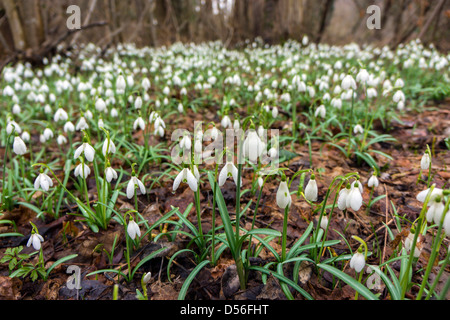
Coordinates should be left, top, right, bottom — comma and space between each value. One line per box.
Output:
218, 162, 240, 187
349, 250, 365, 273
111, 108, 119, 117
341, 75, 357, 90
21, 131, 30, 142
314, 105, 326, 119
127, 175, 146, 199
74, 162, 91, 179
76, 117, 89, 131
416, 187, 443, 204
346, 182, 363, 211
272, 107, 279, 118
134, 96, 143, 109
443, 211, 450, 237
356, 69, 370, 84
102, 138, 116, 156
221, 115, 232, 128
105, 165, 118, 183
95, 98, 107, 112
353, 124, 364, 135
367, 174, 379, 188
179, 134, 191, 150
276, 178, 291, 209
34, 171, 53, 191
173, 167, 198, 192
243, 130, 264, 163
43, 128, 54, 141
127, 220, 141, 240
426, 195, 445, 224
142, 78, 151, 91
395, 78, 404, 88
393, 90, 405, 103
404, 231, 422, 258
304, 175, 318, 202
116, 75, 126, 95
7, 120, 21, 134
27, 231, 44, 251
57, 134, 67, 145
133, 116, 146, 131
320, 216, 329, 230
420, 152, 431, 170
13, 135, 27, 155
74, 141, 95, 162
12, 104, 21, 114
64, 121, 75, 133
54, 108, 68, 122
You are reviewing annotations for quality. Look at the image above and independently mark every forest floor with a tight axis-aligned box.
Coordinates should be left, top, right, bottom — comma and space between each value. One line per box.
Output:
0, 99, 449, 301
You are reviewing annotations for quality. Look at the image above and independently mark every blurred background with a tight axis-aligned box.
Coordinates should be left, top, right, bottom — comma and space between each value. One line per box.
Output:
0, 0, 449, 67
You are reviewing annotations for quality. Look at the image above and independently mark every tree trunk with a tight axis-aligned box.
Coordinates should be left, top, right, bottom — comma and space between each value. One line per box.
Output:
2, 0, 27, 50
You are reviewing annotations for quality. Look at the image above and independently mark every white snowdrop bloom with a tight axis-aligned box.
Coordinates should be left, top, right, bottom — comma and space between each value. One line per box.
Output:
154, 116, 165, 129
276, 180, 291, 209
74, 162, 91, 179
393, 90, 405, 103
21, 131, 30, 142
367, 87, 377, 99
420, 152, 431, 170
76, 117, 89, 131
74, 142, 95, 162
356, 69, 369, 84
134, 96, 143, 109
163, 86, 170, 95
341, 75, 356, 90
351, 179, 364, 194
102, 138, 116, 156
234, 119, 240, 132
85, 110, 93, 120
44, 104, 52, 114
353, 124, 364, 135
127, 75, 134, 88
218, 162, 240, 187
349, 251, 365, 273
314, 105, 326, 119
54, 108, 68, 122
110, 108, 119, 117
323, 93, 331, 101
133, 117, 146, 131
210, 127, 219, 140
105, 166, 118, 183
27, 233, 44, 251
179, 135, 191, 150
178, 103, 184, 113
331, 98, 342, 109
34, 172, 53, 191
221, 115, 232, 128
116, 75, 126, 95
3, 85, 14, 96
368, 175, 379, 188
272, 106, 279, 118
404, 232, 422, 258
64, 121, 75, 133
127, 220, 141, 240
268, 147, 278, 158
397, 101, 405, 111
13, 136, 27, 155
395, 78, 404, 88
416, 187, 443, 204
6, 120, 21, 135
57, 134, 67, 145
443, 211, 450, 237
154, 125, 164, 137
43, 128, 54, 140
180, 87, 187, 95
243, 130, 264, 163
304, 176, 318, 202
12, 104, 21, 114
95, 98, 107, 112
142, 78, 151, 91
426, 196, 445, 224
346, 183, 363, 211
173, 168, 198, 192
98, 118, 104, 129
126, 176, 146, 199
320, 216, 329, 230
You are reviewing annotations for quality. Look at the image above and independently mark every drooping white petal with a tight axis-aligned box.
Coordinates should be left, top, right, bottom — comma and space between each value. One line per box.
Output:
173, 170, 184, 191
276, 181, 291, 209
304, 179, 318, 202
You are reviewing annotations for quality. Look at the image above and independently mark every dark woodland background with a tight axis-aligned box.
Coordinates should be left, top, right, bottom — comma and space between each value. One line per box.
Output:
0, 0, 449, 67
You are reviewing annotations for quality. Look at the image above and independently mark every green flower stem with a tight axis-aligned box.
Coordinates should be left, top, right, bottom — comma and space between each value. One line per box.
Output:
81, 157, 91, 211
281, 205, 290, 262
346, 92, 355, 155
194, 189, 204, 249
1, 130, 14, 211
210, 163, 219, 266
400, 184, 435, 299
426, 248, 449, 300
